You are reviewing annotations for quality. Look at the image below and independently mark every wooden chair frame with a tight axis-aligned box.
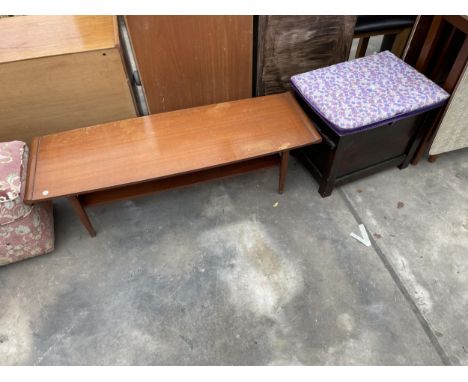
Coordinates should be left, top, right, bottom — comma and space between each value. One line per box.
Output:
354, 27, 413, 59
410, 16, 468, 164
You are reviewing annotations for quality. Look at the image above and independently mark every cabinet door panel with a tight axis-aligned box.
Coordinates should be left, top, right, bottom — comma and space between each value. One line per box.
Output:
256, 16, 356, 95
126, 16, 253, 114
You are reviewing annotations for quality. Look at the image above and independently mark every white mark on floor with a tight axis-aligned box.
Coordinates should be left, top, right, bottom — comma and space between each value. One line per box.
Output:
326, 331, 376, 365
392, 251, 433, 314
0, 301, 33, 365
34, 310, 89, 365
337, 313, 355, 332
350, 224, 371, 247
202, 220, 303, 318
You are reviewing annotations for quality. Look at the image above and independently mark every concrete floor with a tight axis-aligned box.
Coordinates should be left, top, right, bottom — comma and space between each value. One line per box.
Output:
0, 148, 466, 365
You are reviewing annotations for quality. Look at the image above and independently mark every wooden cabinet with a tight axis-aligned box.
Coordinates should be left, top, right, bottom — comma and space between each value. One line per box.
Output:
125, 16, 253, 114
0, 16, 137, 143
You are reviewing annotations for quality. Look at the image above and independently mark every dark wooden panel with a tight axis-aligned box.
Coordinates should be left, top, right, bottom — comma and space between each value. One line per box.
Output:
297, 114, 422, 180
256, 16, 357, 95
404, 16, 434, 67
335, 116, 422, 177
125, 16, 253, 114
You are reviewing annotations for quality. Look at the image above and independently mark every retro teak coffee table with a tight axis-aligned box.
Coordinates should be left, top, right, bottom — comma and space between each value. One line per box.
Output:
24, 93, 321, 236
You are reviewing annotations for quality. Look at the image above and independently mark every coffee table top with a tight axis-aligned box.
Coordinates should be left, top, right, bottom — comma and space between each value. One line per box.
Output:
25, 92, 321, 202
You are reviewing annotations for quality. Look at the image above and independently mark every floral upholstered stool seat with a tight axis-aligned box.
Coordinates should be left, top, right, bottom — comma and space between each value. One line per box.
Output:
0, 141, 54, 265
290, 51, 450, 197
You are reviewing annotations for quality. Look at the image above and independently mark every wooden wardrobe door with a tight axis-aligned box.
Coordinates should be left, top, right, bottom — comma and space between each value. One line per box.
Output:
126, 16, 253, 114
256, 16, 357, 96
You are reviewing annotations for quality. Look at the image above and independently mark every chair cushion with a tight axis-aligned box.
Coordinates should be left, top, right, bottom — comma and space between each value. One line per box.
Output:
0, 202, 54, 266
291, 51, 450, 134
0, 141, 32, 225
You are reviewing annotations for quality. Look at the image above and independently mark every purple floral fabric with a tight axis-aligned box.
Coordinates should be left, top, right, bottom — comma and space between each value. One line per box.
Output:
1, 141, 54, 266
291, 51, 450, 133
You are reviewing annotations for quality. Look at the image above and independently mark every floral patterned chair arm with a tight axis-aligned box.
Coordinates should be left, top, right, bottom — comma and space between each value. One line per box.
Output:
0, 141, 54, 266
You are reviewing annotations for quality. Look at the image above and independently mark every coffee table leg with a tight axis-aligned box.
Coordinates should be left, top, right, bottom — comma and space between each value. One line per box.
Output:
68, 196, 96, 237
278, 150, 290, 194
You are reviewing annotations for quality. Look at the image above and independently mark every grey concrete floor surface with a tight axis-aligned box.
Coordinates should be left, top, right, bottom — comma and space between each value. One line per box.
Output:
0, 149, 466, 365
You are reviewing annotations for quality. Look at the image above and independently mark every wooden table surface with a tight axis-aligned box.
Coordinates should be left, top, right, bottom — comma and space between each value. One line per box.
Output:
25, 92, 321, 203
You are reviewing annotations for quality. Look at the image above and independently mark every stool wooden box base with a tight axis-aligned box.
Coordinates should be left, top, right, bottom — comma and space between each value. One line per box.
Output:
293, 93, 436, 197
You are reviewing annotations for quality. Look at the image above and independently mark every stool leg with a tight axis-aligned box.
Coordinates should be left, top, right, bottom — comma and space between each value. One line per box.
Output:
428, 154, 439, 163
319, 179, 336, 197
278, 150, 290, 194
68, 196, 96, 237
410, 108, 443, 165
318, 140, 345, 197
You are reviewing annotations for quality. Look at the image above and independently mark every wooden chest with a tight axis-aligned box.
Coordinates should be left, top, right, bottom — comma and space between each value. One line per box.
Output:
0, 16, 137, 143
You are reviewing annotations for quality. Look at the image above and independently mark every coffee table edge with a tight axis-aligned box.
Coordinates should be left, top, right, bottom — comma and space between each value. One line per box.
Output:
24, 136, 40, 204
